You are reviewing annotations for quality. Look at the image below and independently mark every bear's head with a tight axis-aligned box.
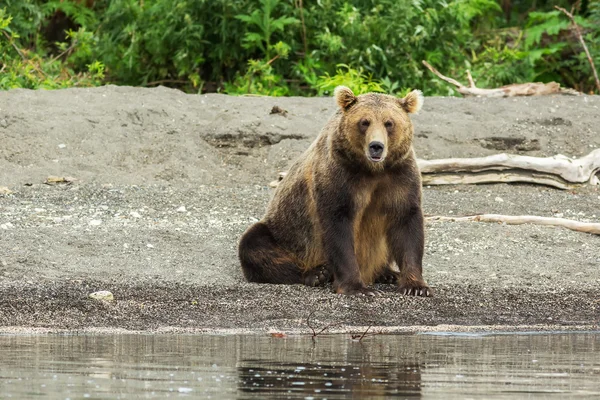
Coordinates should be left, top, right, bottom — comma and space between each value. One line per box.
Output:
333, 86, 423, 171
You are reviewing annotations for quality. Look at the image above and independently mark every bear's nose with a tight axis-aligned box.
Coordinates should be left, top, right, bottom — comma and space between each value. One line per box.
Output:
368, 141, 384, 158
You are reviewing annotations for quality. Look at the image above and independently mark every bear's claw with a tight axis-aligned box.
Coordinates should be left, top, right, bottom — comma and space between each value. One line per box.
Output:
399, 284, 432, 297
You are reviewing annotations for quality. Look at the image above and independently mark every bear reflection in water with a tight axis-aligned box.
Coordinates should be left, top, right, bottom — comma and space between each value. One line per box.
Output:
238, 361, 421, 397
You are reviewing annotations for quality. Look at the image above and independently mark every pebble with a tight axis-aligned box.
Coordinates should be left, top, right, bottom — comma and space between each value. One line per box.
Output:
177, 206, 187, 212
1, 223, 14, 230
89, 291, 114, 302
89, 220, 102, 226
495, 197, 504, 203
130, 211, 142, 218
58, 144, 66, 149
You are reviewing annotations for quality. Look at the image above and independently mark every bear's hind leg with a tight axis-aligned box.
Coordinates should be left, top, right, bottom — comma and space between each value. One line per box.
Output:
239, 222, 303, 284
303, 264, 333, 287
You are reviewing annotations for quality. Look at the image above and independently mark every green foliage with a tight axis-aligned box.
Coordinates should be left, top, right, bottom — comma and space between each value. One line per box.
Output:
95, 0, 207, 88
0, 7, 104, 90
522, 6, 600, 93
224, 40, 291, 96
224, 58, 289, 96
235, 0, 298, 59
1, 0, 599, 95
41, 0, 97, 29
315, 65, 385, 95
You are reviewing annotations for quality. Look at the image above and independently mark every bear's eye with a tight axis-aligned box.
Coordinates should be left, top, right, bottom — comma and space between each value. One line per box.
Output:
384, 120, 394, 129
359, 119, 370, 129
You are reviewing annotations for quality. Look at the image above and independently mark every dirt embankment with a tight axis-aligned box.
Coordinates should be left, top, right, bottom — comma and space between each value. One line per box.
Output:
0, 86, 599, 333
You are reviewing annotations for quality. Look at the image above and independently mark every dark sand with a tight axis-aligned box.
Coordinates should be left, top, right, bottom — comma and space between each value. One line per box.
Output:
1, 86, 599, 334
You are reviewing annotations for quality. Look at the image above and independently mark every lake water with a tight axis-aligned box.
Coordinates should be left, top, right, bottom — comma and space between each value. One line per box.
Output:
0, 332, 599, 399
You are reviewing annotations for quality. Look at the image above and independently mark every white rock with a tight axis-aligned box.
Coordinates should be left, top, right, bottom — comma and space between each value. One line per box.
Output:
147, 243, 154, 248
130, 211, 142, 218
89, 219, 102, 226
495, 197, 504, 203
177, 206, 187, 212
1, 223, 14, 230
58, 144, 66, 149
89, 291, 114, 302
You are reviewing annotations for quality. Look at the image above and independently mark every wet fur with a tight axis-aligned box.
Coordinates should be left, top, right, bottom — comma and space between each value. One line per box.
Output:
239, 88, 430, 295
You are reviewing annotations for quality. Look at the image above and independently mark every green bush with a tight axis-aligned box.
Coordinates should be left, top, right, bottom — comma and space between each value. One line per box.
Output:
0, 7, 104, 90
0, 0, 598, 95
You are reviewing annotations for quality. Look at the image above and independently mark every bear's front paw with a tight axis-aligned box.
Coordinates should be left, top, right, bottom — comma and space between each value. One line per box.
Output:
398, 281, 432, 297
335, 283, 379, 297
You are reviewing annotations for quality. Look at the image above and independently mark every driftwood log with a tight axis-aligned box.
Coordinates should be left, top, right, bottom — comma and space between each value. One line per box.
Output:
418, 149, 600, 189
422, 60, 580, 97
271, 150, 600, 189
427, 214, 600, 235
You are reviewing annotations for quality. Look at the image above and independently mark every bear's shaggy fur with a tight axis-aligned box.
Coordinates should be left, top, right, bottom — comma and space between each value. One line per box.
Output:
239, 86, 431, 296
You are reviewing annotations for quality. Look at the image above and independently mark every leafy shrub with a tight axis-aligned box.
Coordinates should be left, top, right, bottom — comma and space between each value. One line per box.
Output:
0, 7, 104, 90
315, 64, 385, 95
0, 0, 598, 95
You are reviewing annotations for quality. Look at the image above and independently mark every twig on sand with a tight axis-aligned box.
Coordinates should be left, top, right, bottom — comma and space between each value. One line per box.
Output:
350, 325, 383, 342
306, 311, 342, 340
426, 214, 600, 235
555, 6, 600, 93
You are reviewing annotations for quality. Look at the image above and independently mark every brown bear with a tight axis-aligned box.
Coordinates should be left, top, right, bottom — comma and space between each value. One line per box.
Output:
238, 86, 431, 296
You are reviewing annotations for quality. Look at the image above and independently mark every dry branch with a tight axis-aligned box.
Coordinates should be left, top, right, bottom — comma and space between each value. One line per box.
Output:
271, 150, 600, 189
555, 6, 600, 93
422, 60, 579, 97
351, 325, 372, 341
306, 311, 341, 340
427, 214, 600, 235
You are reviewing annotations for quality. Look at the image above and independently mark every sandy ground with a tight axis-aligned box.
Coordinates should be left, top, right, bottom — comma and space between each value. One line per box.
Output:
0, 86, 599, 334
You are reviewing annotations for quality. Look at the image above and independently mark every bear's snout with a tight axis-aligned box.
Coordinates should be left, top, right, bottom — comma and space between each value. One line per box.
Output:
368, 141, 385, 161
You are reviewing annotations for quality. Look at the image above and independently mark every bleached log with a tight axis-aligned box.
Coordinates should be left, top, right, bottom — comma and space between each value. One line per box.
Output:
422, 60, 579, 97
421, 172, 573, 189
427, 214, 600, 235
418, 149, 600, 188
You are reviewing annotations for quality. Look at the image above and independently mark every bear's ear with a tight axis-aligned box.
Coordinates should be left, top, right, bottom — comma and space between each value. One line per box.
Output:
398, 90, 424, 114
334, 86, 357, 110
